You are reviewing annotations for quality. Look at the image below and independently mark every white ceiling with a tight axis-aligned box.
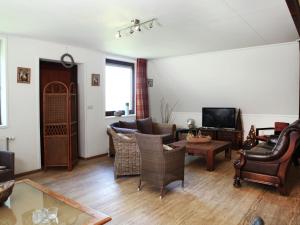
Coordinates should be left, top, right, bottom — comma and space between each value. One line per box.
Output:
0, 0, 298, 59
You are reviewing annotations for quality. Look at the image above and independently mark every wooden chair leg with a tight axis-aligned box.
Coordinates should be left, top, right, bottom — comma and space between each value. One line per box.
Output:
278, 185, 288, 196
160, 186, 164, 199
233, 176, 241, 188
138, 178, 142, 191
181, 180, 184, 188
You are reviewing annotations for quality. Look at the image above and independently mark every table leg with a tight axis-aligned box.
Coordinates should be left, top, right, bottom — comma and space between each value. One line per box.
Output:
206, 152, 215, 171
225, 147, 231, 160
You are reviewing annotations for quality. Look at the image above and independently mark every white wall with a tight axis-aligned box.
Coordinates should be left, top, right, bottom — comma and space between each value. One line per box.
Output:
148, 42, 299, 137
0, 35, 135, 174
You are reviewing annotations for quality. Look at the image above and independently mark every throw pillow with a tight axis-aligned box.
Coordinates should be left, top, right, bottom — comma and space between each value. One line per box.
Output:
163, 144, 173, 151
0, 165, 7, 170
119, 121, 137, 129
137, 117, 153, 134
112, 127, 138, 134
117, 133, 134, 141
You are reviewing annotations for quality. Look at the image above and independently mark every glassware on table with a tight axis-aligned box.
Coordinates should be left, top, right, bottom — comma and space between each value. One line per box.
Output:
48, 207, 58, 220
32, 208, 50, 224
40, 208, 49, 224
32, 209, 43, 224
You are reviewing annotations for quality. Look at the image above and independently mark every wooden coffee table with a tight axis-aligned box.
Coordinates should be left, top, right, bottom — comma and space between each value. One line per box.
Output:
172, 140, 231, 171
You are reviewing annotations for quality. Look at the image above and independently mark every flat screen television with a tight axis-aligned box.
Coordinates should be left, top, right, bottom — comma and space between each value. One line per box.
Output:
202, 107, 236, 129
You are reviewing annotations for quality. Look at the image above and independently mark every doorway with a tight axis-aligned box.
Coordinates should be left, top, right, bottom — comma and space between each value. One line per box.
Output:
40, 60, 79, 170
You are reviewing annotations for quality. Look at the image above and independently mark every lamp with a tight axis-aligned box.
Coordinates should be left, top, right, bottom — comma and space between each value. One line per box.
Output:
115, 31, 121, 38
115, 18, 156, 38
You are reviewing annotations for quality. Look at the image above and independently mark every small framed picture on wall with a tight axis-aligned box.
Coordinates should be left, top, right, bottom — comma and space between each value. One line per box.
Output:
17, 67, 31, 84
91, 74, 100, 86
147, 78, 153, 87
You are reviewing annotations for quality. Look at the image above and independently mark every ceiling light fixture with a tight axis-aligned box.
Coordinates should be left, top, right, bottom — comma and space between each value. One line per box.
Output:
115, 31, 121, 38
149, 21, 153, 29
115, 18, 156, 38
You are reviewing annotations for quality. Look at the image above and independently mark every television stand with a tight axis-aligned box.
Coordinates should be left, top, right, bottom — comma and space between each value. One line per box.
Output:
176, 109, 243, 149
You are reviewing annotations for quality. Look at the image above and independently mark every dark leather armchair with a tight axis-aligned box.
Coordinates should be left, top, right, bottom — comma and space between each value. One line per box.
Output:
135, 133, 185, 198
0, 151, 15, 182
234, 120, 300, 195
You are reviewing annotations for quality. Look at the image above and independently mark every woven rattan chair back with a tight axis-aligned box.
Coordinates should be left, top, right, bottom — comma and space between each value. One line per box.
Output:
108, 128, 140, 178
135, 133, 165, 185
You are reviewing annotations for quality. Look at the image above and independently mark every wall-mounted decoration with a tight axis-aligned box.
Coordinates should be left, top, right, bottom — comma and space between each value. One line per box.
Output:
91, 74, 100, 86
60, 53, 75, 68
147, 78, 153, 87
17, 67, 31, 84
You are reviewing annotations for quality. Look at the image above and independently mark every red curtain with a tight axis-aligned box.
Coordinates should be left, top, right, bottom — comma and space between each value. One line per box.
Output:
136, 58, 149, 119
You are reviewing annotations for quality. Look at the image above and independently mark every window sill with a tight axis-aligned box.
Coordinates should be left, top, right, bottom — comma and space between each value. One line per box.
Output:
105, 114, 136, 119
0, 125, 8, 129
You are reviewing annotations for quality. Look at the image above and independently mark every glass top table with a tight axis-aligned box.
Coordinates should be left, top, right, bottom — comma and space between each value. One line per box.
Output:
0, 179, 111, 225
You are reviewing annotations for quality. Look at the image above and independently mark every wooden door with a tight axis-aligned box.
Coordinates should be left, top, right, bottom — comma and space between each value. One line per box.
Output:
40, 60, 78, 170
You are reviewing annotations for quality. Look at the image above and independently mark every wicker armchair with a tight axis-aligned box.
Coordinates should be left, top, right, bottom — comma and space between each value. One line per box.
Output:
135, 133, 185, 198
107, 127, 140, 179
0, 151, 15, 182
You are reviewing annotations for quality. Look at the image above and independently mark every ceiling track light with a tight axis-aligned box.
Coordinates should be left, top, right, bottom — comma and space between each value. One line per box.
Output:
115, 18, 156, 38
115, 31, 121, 38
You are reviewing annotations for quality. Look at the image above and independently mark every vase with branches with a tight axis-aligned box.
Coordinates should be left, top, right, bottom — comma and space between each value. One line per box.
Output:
160, 98, 177, 123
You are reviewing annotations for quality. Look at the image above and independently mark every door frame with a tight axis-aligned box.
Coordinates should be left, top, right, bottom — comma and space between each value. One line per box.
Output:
39, 59, 80, 169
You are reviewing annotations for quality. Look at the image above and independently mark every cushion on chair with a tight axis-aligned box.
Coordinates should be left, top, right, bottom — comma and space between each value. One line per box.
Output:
243, 160, 279, 176
137, 117, 153, 134
163, 144, 174, 151
119, 121, 137, 129
112, 127, 138, 134
117, 133, 134, 140
249, 145, 273, 155
0, 166, 7, 170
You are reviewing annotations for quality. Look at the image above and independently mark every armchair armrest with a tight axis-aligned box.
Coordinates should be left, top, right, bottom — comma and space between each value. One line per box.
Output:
0, 151, 14, 171
164, 146, 185, 169
152, 122, 176, 136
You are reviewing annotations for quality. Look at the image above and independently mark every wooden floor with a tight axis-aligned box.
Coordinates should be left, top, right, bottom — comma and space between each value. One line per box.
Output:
21, 153, 300, 225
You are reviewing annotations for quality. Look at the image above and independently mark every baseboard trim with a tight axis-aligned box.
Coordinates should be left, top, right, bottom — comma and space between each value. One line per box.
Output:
79, 153, 108, 160
15, 154, 108, 177
15, 169, 42, 178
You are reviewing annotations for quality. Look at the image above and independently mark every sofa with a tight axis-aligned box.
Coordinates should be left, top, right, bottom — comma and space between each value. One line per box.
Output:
0, 151, 15, 182
107, 117, 176, 156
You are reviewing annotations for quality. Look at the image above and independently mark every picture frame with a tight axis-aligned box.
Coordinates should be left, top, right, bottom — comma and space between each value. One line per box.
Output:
147, 78, 153, 87
17, 67, 31, 84
91, 74, 100, 86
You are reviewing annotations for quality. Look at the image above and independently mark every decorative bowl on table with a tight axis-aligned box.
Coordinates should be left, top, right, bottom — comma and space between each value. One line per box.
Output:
186, 133, 211, 143
0, 180, 15, 205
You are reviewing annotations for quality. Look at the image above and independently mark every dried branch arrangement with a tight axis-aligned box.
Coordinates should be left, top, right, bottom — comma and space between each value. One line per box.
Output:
160, 98, 177, 123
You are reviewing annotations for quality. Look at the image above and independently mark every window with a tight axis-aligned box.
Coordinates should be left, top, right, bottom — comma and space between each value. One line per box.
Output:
105, 59, 135, 116
0, 37, 7, 126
